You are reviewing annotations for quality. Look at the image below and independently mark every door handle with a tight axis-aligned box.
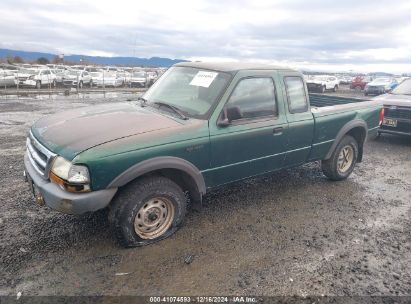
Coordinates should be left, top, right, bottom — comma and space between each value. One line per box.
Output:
273, 127, 283, 135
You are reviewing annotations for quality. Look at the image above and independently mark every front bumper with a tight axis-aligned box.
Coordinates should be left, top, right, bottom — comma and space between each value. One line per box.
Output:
24, 153, 117, 214
365, 86, 385, 94
63, 80, 77, 86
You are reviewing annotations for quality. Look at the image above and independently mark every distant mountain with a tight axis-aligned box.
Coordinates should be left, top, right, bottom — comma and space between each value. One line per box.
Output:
0, 48, 186, 67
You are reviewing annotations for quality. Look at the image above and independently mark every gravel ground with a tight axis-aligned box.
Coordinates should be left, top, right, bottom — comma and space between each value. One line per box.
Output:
0, 91, 410, 298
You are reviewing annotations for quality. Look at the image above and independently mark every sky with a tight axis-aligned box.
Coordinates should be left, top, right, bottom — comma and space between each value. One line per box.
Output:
1, 0, 411, 73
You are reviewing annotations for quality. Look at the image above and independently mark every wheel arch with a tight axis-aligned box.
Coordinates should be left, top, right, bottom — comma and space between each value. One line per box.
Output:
324, 119, 368, 162
108, 156, 206, 209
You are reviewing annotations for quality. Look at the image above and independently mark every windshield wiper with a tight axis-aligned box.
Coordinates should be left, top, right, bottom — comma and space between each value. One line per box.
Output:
152, 101, 188, 120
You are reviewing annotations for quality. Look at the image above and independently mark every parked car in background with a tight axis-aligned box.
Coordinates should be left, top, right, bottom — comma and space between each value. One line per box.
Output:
105, 66, 120, 73
374, 78, 411, 137
129, 71, 148, 87
20, 69, 56, 88
339, 75, 353, 85
51, 69, 67, 86
85, 67, 100, 73
0, 70, 17, 87
147, 71, 158, 86
15, 69, 36, 86
364, 78, 398, 96
350, 76, 372, 91
306, 75, 339, 93
116, 71, 130, 86
63, 70, 92, 88
93, 72, 123, 87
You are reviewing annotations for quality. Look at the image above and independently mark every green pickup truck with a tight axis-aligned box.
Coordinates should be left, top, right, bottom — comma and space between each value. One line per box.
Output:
24, 62, 383, 247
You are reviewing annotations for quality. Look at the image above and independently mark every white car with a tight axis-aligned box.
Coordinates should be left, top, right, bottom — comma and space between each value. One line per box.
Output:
62, 70, 92, 88
17, 69, 57, 88
51, 69, 67, 85
147, 71, 158, 86
0, 70, 17, 87
130, 71, 148, 87
93, 72, 124, 87
306, 75, 340, 93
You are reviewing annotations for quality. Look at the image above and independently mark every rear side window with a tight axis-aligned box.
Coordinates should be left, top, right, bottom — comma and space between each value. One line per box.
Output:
284, 76, 308, 113
225, 77, 277, 121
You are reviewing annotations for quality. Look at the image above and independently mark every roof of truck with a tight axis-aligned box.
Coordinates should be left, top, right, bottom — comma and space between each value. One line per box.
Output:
174, 61, 296, 73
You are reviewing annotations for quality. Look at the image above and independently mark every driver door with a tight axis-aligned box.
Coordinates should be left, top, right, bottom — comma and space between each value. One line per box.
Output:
207, 71, 289, 187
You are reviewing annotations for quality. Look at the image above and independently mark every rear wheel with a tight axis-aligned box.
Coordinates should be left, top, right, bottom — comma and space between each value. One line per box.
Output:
320, 85, 326, 93
36, 81, 41, 89
321, 135, 358, 181
109, 176, 187, 247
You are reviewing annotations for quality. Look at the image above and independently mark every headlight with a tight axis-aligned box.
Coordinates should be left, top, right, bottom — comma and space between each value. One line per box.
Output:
50, 156, 90, 192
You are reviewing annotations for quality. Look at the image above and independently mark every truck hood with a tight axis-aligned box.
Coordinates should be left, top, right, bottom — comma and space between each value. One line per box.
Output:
373, 93, 411, 107
31, 102, 183, 160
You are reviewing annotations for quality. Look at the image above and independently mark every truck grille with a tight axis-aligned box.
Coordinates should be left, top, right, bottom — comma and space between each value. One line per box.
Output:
26, 132, 56, 178
384, 106, 411, 121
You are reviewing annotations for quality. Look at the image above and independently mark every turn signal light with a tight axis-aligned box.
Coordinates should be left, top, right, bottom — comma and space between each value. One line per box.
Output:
49, 171, 91, 193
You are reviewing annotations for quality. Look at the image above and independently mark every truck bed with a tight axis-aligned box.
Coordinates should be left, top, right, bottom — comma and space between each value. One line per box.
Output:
309, 93, 369, 107
307, 93, 381, 162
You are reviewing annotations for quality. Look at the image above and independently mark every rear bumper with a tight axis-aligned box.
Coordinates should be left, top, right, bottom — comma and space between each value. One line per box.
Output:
24, 153, 117, 214
379, 129, 411, 136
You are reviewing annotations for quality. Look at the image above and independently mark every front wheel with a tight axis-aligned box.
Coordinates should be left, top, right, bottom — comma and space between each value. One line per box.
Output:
36, 81, 41, 89
321, 135, 358, 181
109, 176, 187, 247
333, 85, 338, 92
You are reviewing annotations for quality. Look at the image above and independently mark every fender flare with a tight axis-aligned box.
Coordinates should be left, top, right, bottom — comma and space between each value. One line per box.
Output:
324, 119, 368, 160
108, 156, 206, 195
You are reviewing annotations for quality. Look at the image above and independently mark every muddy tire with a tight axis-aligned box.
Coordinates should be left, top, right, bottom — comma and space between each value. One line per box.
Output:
109, 176, 187, 247
321, 135, 358, 181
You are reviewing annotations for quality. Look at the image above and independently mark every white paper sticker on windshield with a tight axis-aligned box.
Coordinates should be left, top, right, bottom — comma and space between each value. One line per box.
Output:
189, 71, 218, 88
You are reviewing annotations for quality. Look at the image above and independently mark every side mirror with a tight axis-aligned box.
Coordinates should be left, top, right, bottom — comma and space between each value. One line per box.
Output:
217, 106, 243, 127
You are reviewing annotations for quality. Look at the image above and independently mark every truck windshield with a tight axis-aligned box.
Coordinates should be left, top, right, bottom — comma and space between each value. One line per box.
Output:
391, 79, 411, 95
143, 66, 232, 119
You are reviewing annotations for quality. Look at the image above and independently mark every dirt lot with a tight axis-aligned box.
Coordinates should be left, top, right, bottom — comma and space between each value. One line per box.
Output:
0, 92, 410, 298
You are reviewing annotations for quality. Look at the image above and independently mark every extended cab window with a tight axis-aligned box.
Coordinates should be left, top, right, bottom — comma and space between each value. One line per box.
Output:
225, 77, 277, 121
284, 76, 308, 113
